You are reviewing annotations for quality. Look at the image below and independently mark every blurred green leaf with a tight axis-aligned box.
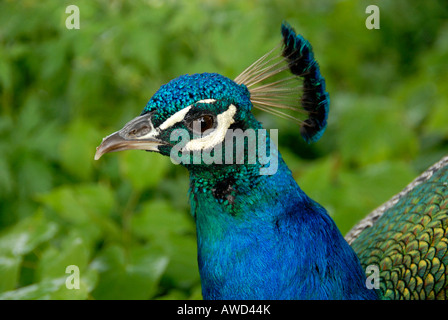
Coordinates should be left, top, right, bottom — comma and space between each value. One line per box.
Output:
37, 183, 121, 242
38, 183, 115, 223
17, 156, 54, 198
0, 157, 14, 196
131, 200, 194, 239
0, 210, 58, 257
299, 157, 417, 234
0, 50, 13, 91
60, 119, 101, 181
120, 150, 171, 191
337, 96, 418, 166
37, 231, 91, 281
131, 201, 199, 288
159, 234, 200, 289
0, 271, 97, 300
0, 254, 22, 293
91, 245, 169, 299
426, 97, 448, 136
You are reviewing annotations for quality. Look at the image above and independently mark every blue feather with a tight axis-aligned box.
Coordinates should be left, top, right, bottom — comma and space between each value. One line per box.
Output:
190, 146, 378, 299
281, 22, 330, 143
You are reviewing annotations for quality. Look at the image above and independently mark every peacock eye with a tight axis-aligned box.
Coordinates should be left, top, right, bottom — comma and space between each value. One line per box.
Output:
190, 115, 215, 134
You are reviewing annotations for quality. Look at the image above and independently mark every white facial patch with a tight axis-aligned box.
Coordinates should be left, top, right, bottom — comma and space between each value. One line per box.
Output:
159, 106, 192, 131
158, 99, 217, 131
196, 99, 217, 104
183, 104, 237, 152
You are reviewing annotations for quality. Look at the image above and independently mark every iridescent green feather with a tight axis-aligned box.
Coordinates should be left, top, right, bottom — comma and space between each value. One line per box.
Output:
350, 159, 448, 300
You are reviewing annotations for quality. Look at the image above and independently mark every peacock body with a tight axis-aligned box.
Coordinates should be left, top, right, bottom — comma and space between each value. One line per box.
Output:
95, 22, 448, 300
347, 156, 448, 299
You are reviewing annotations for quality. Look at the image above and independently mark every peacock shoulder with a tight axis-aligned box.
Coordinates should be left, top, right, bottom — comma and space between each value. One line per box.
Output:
348, 156, 448, 299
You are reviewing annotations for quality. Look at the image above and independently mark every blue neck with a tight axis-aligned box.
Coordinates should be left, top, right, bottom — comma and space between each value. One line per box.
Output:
188, 153, 378, 300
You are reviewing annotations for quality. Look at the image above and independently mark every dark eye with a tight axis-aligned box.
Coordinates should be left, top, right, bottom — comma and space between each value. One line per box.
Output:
191, 115, 214, 133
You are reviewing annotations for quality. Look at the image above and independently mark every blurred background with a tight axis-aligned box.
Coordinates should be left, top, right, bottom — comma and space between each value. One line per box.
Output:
0, 0, 447, 299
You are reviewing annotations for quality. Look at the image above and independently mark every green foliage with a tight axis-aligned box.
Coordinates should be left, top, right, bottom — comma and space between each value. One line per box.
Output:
0, 0, 447, 299
90, 245, 168, 300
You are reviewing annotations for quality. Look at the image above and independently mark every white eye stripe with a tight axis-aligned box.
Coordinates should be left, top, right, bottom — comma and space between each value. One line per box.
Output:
183, 104, 237, 152
158, 99, 217, 131
196, 99, 217, 104
159, 106, 192, 131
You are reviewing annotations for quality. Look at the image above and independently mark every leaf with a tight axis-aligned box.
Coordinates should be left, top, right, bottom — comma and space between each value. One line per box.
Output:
159, 234, 200, 289
119, 150, 171, 191
337, 96, 418, 166
38, 183, 115, 223
37, 183, 121, 242
0, 49, 13, 90
37, 231, 91, 282
0, 157, 14, 197
0, 270, 97, 300
156, 289, 188, 300
130, 201, 199, 288
0, 210, 58, 257
299, 157, 417, 235
16, 155, 54, 198
188, 284, 204, 300
131, 200, 194, 239
91, 245, 169, 300
425, 97, 448, 136
60, 119, 101, 181
335, 160, 416, 234
0, 254, 22, 293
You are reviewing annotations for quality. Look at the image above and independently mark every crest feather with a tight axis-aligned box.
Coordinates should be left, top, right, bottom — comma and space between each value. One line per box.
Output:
235, 22, 330, 143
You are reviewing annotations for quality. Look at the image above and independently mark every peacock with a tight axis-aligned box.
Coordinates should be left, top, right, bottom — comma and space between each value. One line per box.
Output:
94, 22, 448, 300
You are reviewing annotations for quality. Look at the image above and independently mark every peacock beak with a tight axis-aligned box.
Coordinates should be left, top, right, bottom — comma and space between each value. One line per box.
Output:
94, 113, 166, 160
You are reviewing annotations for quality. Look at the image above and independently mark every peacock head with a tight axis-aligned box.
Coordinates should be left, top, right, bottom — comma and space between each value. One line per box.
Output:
95, 22, 330, 170
94, 73, 258, 163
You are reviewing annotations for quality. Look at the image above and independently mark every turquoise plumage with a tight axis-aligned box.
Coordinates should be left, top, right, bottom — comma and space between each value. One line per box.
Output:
95, 22, 448, 300
346, 156, 448, 299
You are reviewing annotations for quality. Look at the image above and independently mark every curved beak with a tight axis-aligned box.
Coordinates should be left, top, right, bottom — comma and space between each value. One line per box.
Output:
94, 113, 166, 160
